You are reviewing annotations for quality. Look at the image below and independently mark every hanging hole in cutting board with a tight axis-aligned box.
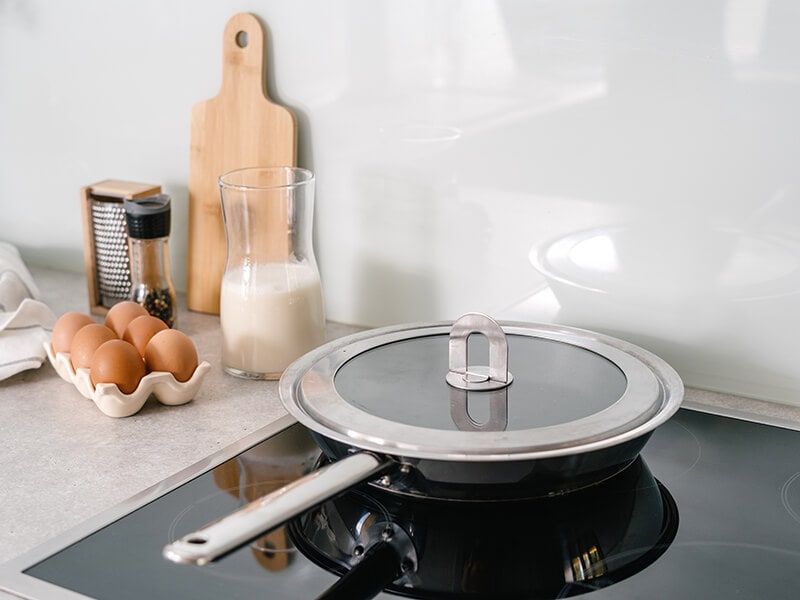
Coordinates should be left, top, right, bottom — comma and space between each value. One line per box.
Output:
236, 31, 249, 48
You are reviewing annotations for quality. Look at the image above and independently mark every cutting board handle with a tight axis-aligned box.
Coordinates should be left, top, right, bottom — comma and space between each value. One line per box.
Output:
220, 13, 269, 99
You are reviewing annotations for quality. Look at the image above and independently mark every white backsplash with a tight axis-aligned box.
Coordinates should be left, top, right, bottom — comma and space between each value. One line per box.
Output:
1, 0, 798, 404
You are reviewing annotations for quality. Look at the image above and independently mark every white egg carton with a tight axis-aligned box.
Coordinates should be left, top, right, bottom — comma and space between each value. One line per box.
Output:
44, 342, 211, 418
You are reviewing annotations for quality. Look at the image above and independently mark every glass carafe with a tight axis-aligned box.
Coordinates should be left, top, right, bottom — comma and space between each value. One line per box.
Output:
219, 167, 325, 380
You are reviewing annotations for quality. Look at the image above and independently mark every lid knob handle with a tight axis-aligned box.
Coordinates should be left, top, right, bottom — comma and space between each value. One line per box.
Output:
445, 313, 514, 391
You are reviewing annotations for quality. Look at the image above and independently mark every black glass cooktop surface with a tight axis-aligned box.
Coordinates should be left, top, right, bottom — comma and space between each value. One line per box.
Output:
3, 406, 800, 599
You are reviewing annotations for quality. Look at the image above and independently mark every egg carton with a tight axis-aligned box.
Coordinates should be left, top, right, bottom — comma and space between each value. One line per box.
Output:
44, 342, 211, 418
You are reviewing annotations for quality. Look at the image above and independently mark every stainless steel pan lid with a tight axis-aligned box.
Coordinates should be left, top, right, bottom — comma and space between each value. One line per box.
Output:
280, 313, 683, 462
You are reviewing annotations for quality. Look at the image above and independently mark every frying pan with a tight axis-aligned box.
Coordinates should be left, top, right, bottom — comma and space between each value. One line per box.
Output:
164, 313, 683, 566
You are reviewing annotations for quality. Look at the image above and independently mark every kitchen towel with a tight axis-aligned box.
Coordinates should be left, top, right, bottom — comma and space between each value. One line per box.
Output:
0, 242, 56, 380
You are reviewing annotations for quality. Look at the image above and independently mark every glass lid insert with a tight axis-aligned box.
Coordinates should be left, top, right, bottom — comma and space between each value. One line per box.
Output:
333, 333, 629, 432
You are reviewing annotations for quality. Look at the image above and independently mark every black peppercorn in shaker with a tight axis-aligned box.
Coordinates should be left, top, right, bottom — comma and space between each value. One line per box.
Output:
124, 194, 178, 328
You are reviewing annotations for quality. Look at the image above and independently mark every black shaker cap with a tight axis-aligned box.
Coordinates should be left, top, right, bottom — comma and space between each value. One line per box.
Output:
124, 194, 171, 239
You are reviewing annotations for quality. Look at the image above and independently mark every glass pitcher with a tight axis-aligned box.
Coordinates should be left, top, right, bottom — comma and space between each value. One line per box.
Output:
219, 167, 325, 380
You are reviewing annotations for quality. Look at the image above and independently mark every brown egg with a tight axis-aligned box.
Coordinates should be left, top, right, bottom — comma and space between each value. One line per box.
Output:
104, 301, 148, 338
123, 315, 168, 358
144, 329, 198, 382
51, 312, 95, 354
90, 339, 146, 395
69, 323, 117, 370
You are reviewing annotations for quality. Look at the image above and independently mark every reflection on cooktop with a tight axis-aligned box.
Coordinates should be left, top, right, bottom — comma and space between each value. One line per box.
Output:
291, 456, 677, 599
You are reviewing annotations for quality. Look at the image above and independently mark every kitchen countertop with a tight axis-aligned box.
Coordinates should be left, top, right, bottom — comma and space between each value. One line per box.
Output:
3, 265, 800, 578
0, 265, 360, 569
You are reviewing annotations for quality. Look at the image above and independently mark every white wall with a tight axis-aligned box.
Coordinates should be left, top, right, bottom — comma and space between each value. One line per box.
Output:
2, 0, 799, 404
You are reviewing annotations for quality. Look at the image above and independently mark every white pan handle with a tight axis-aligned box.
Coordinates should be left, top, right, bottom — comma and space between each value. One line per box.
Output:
163, 452, 391, 565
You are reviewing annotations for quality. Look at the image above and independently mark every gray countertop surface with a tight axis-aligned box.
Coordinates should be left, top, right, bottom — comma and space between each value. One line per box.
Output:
2, 266, 800, 592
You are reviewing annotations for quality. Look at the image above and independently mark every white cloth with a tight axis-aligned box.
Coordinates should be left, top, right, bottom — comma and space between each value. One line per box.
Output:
0, 242, 56, 380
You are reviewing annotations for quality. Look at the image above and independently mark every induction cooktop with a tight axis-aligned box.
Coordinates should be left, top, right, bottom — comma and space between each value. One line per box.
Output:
1, 403, 800, 599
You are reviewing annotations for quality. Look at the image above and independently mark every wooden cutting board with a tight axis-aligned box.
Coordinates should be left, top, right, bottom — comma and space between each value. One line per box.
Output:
186, 12, 297, 314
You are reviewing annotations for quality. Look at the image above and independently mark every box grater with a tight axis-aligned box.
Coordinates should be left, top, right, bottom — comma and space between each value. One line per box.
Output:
80, 180, 162, 315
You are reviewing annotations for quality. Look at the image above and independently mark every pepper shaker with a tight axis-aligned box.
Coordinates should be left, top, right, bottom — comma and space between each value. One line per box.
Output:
124, 194, 178, 328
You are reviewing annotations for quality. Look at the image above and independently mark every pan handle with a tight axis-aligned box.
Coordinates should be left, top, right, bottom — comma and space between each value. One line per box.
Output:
162, 452, 392, 565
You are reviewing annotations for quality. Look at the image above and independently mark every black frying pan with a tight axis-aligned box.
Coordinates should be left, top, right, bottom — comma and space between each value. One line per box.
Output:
164, 314, 682, 565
